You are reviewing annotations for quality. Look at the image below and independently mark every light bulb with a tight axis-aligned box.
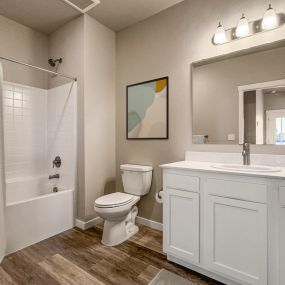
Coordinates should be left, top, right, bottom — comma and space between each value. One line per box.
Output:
262, 4, 278, 30
213, 22, 227, 44
236, 14, 250, 38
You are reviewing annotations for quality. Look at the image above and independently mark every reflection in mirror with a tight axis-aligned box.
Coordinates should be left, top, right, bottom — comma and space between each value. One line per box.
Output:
192, 44, 285, 145
240, 82, 285, 145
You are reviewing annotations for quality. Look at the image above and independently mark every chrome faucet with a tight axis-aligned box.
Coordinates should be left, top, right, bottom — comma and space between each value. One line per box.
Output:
242, 143, 250, 165
49, 173, 60, 180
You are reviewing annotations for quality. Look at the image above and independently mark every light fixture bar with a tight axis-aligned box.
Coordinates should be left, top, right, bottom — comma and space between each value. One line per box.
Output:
212, 13, 285, 45
61, 0, 100, 14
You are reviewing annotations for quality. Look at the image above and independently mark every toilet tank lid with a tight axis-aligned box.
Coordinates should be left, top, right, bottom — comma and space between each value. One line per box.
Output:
120, 164, 153, 172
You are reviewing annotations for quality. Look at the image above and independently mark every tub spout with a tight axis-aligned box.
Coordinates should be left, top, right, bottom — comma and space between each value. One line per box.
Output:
49, 174, 60, 179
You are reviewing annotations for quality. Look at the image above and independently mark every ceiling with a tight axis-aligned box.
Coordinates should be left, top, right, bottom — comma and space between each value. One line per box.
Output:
0, 0, 80, 34
87, 0, 184, 32
0, 0, 184, 34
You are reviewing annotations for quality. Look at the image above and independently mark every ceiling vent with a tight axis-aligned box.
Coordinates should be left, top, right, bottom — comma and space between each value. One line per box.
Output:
62, 0, 100, 13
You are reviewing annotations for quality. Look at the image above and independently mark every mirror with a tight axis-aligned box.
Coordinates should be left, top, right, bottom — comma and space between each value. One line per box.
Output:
192, 44, 285, 145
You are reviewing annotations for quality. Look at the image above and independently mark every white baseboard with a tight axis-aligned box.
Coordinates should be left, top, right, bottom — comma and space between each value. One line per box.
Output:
75, 217, 103, 230
75, 216, 163, 232
136, 216, 163, 231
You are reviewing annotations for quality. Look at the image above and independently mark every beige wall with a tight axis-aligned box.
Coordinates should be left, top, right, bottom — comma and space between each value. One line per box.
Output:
116, 0, 285, 223
48, 16, 86, 219
83, 15, 116, 219
264, 92, 285, 110
48, 15, 116, 221
0, 15, 48, 88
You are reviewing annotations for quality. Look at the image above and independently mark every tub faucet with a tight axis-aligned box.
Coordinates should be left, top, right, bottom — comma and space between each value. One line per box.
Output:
49, 173, 60, 180
242, 143, 250, 165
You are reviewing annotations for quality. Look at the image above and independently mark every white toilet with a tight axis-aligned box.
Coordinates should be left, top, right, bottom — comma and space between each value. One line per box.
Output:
94, 164, 153, 246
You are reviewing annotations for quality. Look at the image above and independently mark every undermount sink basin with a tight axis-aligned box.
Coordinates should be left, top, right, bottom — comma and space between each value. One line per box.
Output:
211, 164, 281, 173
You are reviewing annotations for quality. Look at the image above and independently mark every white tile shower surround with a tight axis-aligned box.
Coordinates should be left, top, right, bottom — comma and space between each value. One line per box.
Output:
3, 81, 76, 190
3, 81, 77, 254
47, 83, 76, 190
3, 83, 47, 180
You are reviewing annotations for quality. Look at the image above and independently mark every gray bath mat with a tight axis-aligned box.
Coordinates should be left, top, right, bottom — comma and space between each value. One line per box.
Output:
149, 269, 196, 285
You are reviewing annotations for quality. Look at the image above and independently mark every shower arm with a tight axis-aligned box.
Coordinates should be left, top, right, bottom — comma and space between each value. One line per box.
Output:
0, 55, 77, 81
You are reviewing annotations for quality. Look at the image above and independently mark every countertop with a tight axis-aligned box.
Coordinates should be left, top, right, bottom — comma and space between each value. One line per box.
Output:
160, 161, 285, 179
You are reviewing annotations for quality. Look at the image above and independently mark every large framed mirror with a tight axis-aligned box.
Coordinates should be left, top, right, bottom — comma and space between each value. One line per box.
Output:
192, 42, 285, 145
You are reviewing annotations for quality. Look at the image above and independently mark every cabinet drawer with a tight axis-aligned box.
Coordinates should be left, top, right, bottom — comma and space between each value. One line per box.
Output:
206, 178, 268, 203
279, 187, 285, 206
165, 173, 199, 192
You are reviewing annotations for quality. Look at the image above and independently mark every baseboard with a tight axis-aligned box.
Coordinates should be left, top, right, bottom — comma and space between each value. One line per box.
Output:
136, 216, 163, 231
75, 216, 163, 231
75, 217, 103, 230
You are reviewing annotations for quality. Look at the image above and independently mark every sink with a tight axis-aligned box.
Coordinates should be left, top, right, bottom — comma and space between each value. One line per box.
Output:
211, 164, 281, 173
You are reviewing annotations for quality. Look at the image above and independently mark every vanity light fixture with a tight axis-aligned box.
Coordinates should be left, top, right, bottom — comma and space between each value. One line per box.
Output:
235, 14, 250, 38
213, 4, 284, 45
262, 4, 278, 30
213, 22, 227, 44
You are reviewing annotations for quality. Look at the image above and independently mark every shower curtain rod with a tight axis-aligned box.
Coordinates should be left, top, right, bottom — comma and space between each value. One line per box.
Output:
0, 56, 77, 81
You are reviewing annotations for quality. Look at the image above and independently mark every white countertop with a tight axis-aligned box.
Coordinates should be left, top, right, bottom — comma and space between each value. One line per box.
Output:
160, 161, 285, 179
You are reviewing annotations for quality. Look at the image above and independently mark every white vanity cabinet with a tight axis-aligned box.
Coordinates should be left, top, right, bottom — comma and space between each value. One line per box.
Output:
162, 164, 284, 285
163, 172, 200, 264
205, 178, 268, 285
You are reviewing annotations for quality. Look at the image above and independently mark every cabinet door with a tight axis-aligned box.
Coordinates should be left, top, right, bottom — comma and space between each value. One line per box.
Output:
280, 206, 285, 285
164, 188, 199, 264
205, 195, 267, 285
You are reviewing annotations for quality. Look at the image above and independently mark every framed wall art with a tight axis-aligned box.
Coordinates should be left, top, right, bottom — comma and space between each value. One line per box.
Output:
126, 76, 169, 139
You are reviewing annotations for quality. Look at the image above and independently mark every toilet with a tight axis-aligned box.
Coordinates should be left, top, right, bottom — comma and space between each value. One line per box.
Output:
94, 164, 153, 246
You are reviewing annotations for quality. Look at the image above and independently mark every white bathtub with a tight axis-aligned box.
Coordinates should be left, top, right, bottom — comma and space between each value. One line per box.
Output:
5, 176, 74, 254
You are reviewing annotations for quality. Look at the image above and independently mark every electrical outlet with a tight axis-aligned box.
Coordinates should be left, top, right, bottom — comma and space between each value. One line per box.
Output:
228, 134, 235, 141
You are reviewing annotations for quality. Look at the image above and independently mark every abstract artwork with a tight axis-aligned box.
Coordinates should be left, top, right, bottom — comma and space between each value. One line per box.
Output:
127, 77, 168, 139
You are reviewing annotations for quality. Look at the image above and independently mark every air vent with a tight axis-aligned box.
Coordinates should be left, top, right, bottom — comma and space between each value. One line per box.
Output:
62, 0, 100, 13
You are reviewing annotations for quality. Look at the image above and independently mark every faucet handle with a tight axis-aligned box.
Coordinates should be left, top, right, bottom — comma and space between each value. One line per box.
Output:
53, 156, 61, 168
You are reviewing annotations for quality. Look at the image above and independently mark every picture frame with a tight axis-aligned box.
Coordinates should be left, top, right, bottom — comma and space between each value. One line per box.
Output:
126, 76, 169, 140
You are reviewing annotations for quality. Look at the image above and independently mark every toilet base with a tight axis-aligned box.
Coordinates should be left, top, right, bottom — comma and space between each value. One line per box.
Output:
101, 206, 139, 246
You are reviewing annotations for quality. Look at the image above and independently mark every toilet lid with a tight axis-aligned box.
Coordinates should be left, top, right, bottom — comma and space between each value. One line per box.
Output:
95, 192, 134, 208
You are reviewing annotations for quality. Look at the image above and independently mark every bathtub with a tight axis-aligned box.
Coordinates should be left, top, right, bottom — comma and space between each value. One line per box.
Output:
5, 176, 74, 254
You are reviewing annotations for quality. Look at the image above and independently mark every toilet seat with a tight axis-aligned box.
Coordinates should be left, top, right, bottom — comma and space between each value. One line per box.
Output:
95, 192, 134, 208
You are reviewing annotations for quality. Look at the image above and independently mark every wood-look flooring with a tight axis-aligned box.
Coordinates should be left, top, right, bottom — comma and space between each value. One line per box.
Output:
0, 224, 223, 285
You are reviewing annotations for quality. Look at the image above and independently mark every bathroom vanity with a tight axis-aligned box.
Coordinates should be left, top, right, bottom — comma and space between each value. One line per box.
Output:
161, 154, 285, 285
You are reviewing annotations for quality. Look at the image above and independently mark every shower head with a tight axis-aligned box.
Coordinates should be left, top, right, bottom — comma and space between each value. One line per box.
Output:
48, 58, 62, 67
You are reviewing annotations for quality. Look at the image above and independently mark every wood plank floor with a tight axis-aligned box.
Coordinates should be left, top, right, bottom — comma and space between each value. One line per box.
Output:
0, 225, 223, 285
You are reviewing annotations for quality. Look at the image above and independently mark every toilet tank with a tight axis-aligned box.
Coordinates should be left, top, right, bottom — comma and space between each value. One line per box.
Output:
120, 164, 153, 196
